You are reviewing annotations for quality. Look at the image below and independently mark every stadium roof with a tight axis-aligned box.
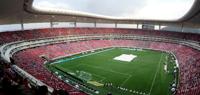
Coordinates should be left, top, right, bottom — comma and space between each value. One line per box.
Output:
32, 0, 194, 21
0, 0, 200, 27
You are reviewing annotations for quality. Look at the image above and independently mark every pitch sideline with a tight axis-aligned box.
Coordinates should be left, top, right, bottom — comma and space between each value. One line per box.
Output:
149, 53, 164, 95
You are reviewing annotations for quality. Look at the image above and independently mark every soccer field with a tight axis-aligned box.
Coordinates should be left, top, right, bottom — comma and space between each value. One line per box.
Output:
46, 47, 177, 95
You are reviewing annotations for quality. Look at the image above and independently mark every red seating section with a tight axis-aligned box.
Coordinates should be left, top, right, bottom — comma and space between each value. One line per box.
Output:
1, 28, 200, 95
0, 28, 200, 45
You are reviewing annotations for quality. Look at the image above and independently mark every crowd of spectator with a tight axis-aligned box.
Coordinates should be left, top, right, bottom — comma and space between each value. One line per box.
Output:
0, 28, 200, 95
10, 39, 200, 95
0, 28, 200, 45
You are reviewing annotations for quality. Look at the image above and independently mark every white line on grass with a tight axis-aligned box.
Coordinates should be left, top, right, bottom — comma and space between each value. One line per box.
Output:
149, 53, 164, 95
80, 64, 131, 77
59, 64, 107, 82
52, 48, 114, 64
110, 69, 132, 76
91, 73, 106, 82
120, 75, 132, 87
65, 63, 84, 70
62, 63, 107, 82
77, 48, 114, 58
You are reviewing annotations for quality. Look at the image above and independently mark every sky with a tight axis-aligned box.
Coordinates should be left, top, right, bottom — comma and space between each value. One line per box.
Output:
32, 0, 195, 21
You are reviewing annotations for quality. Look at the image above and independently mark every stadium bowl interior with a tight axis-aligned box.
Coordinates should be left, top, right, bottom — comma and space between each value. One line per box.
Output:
0, 0, 200, 95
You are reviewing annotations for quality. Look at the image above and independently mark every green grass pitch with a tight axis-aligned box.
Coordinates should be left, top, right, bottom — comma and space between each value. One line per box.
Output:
46, 47, 177, 95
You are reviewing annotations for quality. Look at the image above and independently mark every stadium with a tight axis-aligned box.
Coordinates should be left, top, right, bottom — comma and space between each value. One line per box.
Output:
0, 0, 200, 95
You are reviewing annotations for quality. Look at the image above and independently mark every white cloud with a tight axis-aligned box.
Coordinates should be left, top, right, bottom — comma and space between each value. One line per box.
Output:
132, 0, 194, 20
33, 0, 195, 21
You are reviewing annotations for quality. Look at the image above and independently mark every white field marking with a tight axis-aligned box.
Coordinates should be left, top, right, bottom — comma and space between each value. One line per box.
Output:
64, 63, 150, 95
53, 66, 76, 72
78, 64, 131, 77
149, 53, 164, 95
77, 48, 114, 58
52, 48, 114, 64
64, 63, 84, 70
91, 73, 106, 82
69, 64, 107, 81
120, 75, 132, 87
99, 79, 105, 82
81, 64, 148, 94
59, 64, 107, 82
110, 69, 132, 76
